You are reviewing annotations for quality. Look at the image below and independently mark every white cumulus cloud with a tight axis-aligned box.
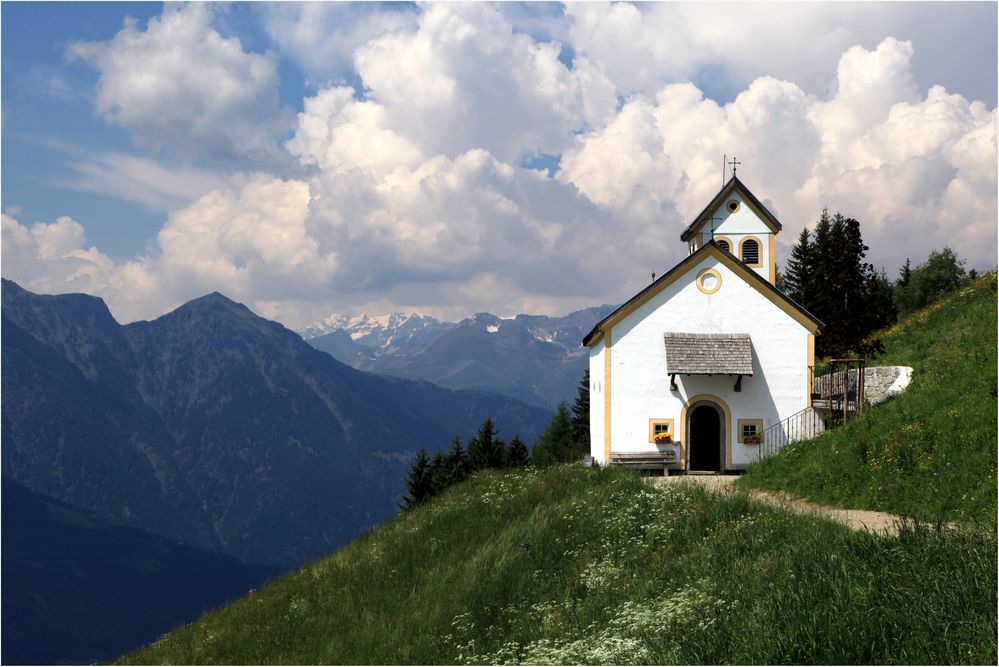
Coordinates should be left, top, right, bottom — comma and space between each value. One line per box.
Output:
68, 3, 290, 167
8, 3, 994, 328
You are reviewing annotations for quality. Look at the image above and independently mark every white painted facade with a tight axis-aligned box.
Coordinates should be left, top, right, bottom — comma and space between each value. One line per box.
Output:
587, 178, 819, 471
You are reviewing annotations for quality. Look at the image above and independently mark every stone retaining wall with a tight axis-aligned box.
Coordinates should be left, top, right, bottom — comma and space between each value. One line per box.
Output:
813, 366, 913, 407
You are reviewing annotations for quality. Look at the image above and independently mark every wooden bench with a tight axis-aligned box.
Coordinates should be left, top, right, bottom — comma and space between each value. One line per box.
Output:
610, 451, 678, 475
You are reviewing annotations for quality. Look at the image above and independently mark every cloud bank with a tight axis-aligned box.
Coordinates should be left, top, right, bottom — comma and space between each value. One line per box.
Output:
5, 3, 996, 327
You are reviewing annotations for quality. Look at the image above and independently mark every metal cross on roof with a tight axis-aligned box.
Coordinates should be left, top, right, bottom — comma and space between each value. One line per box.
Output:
706, 215, 724, 239
728, 156, 741, 177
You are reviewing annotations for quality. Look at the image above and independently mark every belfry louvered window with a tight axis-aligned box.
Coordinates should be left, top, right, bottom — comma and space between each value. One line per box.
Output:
741, 239, 760, 264
717, 239, 730, 253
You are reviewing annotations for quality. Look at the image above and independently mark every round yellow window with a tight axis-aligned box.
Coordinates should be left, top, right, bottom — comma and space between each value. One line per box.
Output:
696, 268, 722, 294
727, 200, 740, 213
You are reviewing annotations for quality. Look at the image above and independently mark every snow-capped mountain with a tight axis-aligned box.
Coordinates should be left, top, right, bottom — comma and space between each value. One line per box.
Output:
298, 313, 456, 356
299, 305, 617, 408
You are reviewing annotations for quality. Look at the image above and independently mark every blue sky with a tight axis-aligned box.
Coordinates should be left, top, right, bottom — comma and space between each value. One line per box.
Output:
2, 2, 996, 327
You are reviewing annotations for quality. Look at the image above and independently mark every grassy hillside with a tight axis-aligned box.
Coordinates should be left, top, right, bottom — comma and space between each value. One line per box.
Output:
739, 274, 997, 523
121, 466, 995, 665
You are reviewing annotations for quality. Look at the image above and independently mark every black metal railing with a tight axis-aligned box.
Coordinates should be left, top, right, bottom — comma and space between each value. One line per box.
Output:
756, 406, 826, 461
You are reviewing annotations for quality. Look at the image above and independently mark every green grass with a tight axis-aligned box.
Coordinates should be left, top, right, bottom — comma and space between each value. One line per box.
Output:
738, 274, 997, 524
121, 466, 995, 665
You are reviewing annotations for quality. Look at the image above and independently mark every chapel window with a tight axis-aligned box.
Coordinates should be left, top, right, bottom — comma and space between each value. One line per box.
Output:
741, 239, 760, 265
717, 239, 730, 253
738, 419, 763, 444
649, 419, 674, 444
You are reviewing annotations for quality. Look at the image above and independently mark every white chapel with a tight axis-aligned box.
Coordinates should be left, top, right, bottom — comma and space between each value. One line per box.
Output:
583, 175, 822, 472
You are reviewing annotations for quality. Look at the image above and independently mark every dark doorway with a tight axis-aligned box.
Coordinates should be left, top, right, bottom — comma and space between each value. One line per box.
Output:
689, 404, 722, 471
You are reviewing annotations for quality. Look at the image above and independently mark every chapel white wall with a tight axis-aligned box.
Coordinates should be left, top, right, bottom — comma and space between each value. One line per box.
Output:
588, 339, 605, 461
606, 254, 810, 469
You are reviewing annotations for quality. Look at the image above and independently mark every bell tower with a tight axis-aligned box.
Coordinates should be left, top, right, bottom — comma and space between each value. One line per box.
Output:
680, 174, 781, 284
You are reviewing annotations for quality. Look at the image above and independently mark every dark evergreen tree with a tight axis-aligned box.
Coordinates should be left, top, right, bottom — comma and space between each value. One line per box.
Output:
569, 369, 590, 449
774, 266, 787, 292
504, 434, 530, 468
428, 450, 450, 496
809, 208, 835, 324
401, 448, 434, 510
783, 209, 898, 357
898, 258, 912, 288
530, 402, 584, 467
783, 227, 814, 305
865, 269, 897, 334
465, 431, 483, 472
468, 418, 505, 470
443, 436, 469, 484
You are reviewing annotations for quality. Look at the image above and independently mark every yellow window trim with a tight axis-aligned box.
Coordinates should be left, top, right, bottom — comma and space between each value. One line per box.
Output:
737, 418, 764, 444
714, 235, 734, 254
696, 268, 722, 294
739, 235, 764, 268
679, 394, 732, 471
807, 333, 815, 407
726, 199, 741, 214
648, 418, 675, 444
768, 234, 777, 284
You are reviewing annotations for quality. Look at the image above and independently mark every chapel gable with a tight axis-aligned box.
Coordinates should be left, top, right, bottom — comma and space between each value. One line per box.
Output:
680, 175, 781, 284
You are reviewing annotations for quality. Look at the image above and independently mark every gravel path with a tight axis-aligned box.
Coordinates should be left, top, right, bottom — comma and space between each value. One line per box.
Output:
652, 474, 918, 536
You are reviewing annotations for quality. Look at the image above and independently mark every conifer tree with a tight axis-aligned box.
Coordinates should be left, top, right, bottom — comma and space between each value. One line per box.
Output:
530, 403, 583, 467
809, 208, 834, 329
783, 209, 899, 357
444, 436, 469, 484
898, 258, 912, 288
428, 450, 449, 496
783, 227, 813, 305
569, 369, 590, 448
465, 431, 483, 472
504, 434, 530, 468
468, 418, 505, 470
401, 448, 434, 510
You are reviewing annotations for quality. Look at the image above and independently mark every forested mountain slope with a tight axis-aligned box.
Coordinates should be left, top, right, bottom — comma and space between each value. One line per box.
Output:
2, 279, 550, 566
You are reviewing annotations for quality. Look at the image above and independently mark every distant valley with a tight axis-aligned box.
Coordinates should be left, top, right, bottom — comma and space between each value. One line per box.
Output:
299, 306, 616, 409
1, 480, 276, 665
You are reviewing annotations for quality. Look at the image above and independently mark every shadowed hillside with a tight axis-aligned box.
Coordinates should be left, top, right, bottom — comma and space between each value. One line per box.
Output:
2, 279, 551, 567
1, 480, 276, 665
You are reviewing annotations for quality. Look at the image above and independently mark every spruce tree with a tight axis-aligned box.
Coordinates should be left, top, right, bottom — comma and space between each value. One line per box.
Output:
530, 403, 583, 467
428, 450, 449, 497
783, 227, 813, 305
810, 208, 834, 329
468, 418, 504, 470
569, 369, 590, 449
505, 435, 530, 468
898, 258, 912, 288
444, 436, 469, 485
466, 431, 483, 472
401, 448, 434, 510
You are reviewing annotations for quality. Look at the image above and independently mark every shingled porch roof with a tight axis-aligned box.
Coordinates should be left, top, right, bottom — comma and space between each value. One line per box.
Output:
663, 332, 753, 375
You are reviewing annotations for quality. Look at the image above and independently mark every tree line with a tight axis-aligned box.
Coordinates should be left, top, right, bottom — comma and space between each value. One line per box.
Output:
402, 370, 591, 510
778, 209, 976, 357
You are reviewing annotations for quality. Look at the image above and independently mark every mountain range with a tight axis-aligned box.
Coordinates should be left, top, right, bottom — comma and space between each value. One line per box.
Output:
1, 279, 551, 568
300, 306, 616, 408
